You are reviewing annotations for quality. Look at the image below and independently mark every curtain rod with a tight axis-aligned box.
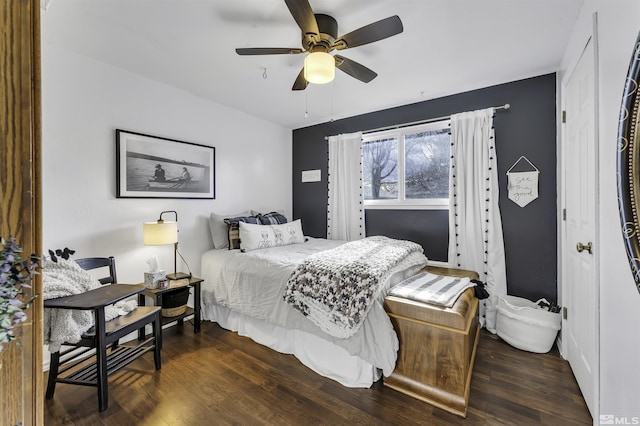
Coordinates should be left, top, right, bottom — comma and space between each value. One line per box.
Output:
324, 103, 510, 140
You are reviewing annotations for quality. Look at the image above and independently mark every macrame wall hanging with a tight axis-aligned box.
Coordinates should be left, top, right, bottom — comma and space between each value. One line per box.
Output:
506, 156, 539, 207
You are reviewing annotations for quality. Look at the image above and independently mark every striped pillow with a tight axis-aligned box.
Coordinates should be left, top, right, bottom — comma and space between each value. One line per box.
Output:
388, 272, 475, 308
223, 216, 260, 249
258, 212, 288, 225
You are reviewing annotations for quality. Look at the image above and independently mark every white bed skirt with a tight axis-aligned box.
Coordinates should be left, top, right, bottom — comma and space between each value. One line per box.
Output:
203, 303, 382, 387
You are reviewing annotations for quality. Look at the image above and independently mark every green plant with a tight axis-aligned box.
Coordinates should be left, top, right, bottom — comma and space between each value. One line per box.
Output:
0, 237, 39, 353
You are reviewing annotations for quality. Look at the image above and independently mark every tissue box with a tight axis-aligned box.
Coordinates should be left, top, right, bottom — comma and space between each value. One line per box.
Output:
144, 271, 166, 289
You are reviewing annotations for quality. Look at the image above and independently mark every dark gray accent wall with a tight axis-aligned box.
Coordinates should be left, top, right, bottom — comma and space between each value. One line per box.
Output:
292, 74, 557, 303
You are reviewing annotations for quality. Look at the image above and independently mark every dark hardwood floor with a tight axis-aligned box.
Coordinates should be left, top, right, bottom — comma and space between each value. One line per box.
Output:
44, 321, 592, 425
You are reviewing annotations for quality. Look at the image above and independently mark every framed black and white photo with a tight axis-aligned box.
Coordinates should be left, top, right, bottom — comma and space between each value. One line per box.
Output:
116, 129, 215, 199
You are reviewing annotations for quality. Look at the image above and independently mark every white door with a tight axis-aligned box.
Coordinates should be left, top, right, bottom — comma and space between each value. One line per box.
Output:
563, 37, 598, 417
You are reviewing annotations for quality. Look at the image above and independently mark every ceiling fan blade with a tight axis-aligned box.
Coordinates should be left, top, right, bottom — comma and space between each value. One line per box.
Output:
334, 55, 377, 83
284, 0, 319, 38
292, 67, 309, 91
333, 15, 403, 50
236, 47, 304, 55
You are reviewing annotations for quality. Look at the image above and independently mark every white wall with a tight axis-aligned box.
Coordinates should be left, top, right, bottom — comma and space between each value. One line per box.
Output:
560, 0, 640, 420
41, 42, 292, 285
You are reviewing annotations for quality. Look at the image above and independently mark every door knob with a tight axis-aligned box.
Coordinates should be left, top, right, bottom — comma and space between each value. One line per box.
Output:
576, 242, 593, 254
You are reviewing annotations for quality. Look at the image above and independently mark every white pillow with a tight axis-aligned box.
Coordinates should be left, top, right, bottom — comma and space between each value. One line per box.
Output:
209, 211, 251, 249
239, 220, 305, 252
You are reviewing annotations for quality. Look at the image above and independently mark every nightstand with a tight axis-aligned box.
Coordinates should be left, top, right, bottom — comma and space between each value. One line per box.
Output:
137, 276, 203, 341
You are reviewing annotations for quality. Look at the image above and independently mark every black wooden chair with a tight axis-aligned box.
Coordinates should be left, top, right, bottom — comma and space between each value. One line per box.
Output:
45, 256, 162, 412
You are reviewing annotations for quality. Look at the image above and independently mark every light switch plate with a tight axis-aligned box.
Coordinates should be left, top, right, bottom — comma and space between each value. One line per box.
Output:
301, 169, 321, 182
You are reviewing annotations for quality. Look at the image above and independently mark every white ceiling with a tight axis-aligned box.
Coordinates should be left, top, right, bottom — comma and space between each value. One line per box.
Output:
41, 0, 583, 129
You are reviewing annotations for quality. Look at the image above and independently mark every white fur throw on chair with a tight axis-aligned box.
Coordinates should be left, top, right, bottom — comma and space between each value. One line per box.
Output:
43, 258, 137, 352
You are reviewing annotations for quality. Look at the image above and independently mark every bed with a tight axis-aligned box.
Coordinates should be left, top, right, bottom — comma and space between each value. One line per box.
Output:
200, 221, 428, 387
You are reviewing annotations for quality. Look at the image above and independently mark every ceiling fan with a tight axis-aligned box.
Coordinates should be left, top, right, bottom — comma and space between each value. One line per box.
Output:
235, 0, 403, 91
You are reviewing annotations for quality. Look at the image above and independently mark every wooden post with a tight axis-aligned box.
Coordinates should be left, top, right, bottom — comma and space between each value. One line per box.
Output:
0, 0, 43, 424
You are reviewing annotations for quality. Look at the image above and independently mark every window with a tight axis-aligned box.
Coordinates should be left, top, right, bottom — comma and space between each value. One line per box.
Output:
362, 120, 451, 209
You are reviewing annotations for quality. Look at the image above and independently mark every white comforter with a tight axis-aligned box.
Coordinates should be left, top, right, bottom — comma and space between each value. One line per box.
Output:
200, 237, 427, 376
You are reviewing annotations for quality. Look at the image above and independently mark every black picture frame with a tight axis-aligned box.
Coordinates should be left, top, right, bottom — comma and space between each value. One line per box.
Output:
617, 31, 640, 295
116, 129, 215, 199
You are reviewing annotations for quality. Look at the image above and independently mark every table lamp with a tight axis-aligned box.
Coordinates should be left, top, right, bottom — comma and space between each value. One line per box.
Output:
143, 210, 189, 280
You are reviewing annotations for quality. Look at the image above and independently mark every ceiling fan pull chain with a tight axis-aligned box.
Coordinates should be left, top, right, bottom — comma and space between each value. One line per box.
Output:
330, 80, 334, 122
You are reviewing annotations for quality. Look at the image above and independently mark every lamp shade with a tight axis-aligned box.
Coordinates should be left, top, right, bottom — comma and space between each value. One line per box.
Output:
304, 52, 335, 84
143, 221, 178, 245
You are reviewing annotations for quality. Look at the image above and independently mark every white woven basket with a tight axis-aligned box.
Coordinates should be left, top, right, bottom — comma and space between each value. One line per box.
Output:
496, 295, 561, 353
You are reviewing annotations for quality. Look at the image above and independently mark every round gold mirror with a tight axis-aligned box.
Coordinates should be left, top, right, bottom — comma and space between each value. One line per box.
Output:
617, 31, 640, 295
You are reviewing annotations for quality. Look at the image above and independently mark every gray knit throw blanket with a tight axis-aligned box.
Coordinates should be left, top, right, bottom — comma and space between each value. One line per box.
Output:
283, 236, 423, 338
43, 258, 137, 352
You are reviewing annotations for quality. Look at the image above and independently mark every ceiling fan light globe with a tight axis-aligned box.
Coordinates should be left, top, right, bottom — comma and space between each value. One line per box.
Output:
304, 52, 335, 84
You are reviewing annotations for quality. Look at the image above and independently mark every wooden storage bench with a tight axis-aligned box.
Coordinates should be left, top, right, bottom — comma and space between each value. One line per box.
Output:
383, 266, 480, 417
